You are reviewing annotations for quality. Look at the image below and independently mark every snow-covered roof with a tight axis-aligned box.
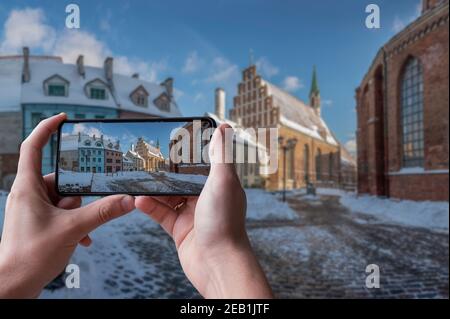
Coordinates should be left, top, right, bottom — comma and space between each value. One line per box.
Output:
126, 150, 144, 160
340, 146, 356, 167
60, 134, 79, 151
122, 155, 134, 163
104, 138, 122, 152
0, 57, 23, 112
263, 81, 338, 146
79, 134, 106, 150
206, 112, 266, 150
0, 55, 182, 117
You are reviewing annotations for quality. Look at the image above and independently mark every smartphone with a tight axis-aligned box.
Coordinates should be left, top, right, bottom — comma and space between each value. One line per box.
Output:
56, 117, 216, 196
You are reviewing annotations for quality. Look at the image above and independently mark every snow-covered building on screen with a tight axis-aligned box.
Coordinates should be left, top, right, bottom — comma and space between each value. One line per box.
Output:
0, 47, 182, 189
135, 138, 165, 172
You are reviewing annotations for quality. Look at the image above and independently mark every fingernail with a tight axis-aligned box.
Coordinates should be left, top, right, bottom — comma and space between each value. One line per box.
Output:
121, 195, 135, 212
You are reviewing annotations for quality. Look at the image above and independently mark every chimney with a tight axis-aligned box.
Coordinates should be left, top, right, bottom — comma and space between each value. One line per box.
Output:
78, 132, 81, 142
101, 134, 104, 142
215, 88, 226, 120
76, 55, 85, 78
132, 73, 139, 79
22, 47, 30, 83
104, 57, 114, 83
161, 77, 174, 98
93, 134, 96, 140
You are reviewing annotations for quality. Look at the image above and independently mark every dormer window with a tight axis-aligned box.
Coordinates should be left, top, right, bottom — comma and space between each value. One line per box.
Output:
49, 84, 66, 96
43, 74, 69, 97
96, 142, 102, 147
90, 87, 106, 100
154, 92, 170, 112
130, 85, 149, 107
84, 140, 91, 146
85, 79, 109, 100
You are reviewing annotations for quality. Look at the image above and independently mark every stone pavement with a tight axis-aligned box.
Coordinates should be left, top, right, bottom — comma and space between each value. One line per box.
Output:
43, 192, 449, 299
248, 194, 449, 298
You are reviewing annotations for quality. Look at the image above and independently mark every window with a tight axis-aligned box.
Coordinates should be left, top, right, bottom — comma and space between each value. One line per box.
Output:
316, 149, 322, 181
75, 113, 85, 119
98, 167, 102, 173
304, 145, 310, 183
90, 87, 106, 100
31, 112, 44, 128
401, 57, 424, 167
136, 94, 147, 106
81, 167, 85, 172
287, 147, 295, 180
48, 84, 66, 96
328, 153, 333, 181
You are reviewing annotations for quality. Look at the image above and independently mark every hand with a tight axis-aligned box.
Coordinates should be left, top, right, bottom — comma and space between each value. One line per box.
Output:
135, 124, 273, 298
0, 113, 135, 298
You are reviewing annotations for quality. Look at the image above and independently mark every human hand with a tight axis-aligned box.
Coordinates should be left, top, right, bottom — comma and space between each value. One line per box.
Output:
135, 124, 273, 298
0, 113, 135, 298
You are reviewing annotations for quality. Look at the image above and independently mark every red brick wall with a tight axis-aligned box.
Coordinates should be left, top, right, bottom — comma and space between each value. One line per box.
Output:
356, 3, 449, 201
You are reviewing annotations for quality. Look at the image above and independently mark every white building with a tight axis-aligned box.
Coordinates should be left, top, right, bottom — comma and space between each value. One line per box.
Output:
0, 47, 182, 189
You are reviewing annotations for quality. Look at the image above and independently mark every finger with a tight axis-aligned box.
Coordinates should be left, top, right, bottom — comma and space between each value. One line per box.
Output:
135, 196, 179, 236
57, 196, 82, 210
70, 195, 135, 235
43, 173, 62, 204
151, 196, 186, 209
18, 113, 67, 178
209, 123, 239, 178
79, 235, 92, 247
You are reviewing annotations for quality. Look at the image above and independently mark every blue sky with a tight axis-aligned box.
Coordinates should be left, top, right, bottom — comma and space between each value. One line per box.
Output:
0, 0, 423, 151
61, 121, 189, 157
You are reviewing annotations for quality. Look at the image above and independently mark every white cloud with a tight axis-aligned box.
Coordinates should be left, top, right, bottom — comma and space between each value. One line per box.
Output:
392, 16, 406, 33
0, 8, 167, 82
255, 57, 279, 78
53, 30, 110, 67
344, 139, 357, 156
182, 51, 202, 74
392, 2, 422, 33
282, 76, 303, 92
205, 57, 239, 85
0, 8, 55, 53
193, 92, 205, 103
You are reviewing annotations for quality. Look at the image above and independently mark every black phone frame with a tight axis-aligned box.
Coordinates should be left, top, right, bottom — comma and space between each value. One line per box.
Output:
55, 116, 217, 197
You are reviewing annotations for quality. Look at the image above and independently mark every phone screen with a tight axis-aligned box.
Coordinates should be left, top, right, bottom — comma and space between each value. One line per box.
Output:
56, 117, 216, 195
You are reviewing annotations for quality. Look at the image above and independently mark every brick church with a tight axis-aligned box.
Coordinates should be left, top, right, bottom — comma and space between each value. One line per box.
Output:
356, 0, 449, 201
230, 65, 356, 191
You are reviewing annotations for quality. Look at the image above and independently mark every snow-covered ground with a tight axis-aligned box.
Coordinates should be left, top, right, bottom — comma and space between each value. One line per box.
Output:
245, 189, 298, 221
339, 192, 449, 231
58, 170, 207, 193
0, 188, 297, 298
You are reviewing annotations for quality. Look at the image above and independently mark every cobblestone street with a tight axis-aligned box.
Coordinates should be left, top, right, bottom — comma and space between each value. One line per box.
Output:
249, 194, 449, 298
39, 192, 449, 299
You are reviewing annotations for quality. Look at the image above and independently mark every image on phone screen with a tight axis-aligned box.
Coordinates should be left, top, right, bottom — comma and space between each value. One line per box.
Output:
56, 118, 215, 195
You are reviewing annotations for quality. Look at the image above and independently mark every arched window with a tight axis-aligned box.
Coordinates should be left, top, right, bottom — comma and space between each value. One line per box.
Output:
316, 148, 322, 181
401, 57, 424, 167
328, 153, 333, 181
287, 146, 295, 180
304, 144, 310, 183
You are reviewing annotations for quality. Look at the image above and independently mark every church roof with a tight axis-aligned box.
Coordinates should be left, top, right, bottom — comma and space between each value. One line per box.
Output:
262, 80, 338, 146
309, 65, 320, 96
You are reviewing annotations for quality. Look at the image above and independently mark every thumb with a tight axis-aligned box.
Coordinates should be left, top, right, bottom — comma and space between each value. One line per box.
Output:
209, 123, 236, 176
70, 195, 135, 235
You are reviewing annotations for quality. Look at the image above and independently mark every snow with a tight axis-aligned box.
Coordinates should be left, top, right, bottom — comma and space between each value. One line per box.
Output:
59, 171, 93, 187
280, 115, 322, 140
0, 56, 181, 117
245, 189, 298, 221
340, 193, 449, 231
58, 170, 207, 193
0, 58, 22, 112
389, 167, 449, 175
263, 80, 338, 146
